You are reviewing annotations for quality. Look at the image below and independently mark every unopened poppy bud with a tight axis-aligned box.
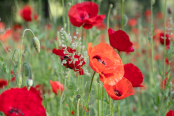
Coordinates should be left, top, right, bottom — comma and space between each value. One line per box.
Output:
32, 37, 40, 53
76, 94, 81, 99
27, 79, 33, 87
122, 14, 128, 27
151, 0, 155, 5
109, 4, 113, 8
170, 91, 174, 100
168, 7, 172, 15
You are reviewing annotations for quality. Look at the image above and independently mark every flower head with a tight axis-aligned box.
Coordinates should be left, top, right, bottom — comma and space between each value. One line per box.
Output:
159, 32, 170, 46
88, 43, 124, 80
52, 46, 86, 75
166, 109, 174, 116
128, 18, 137, 27
0, 79, 8, 89
103, 78, 134, 100
68, 1, 105, 29
49, 80, 64, 95
19, 5, 38, 22
108, 28, 134, 52
0, 87, 46, 116
123, 63, 143, 87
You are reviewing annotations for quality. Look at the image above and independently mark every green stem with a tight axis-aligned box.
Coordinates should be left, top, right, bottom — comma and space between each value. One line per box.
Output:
62, 0, 65, 29
118, 101, 120, 116
84, 72, 96, 116
111, 100, 114, 116
98, 79, 100, 116
126, 98, 130, 116
102, 86, 104, 116
18, 29, 36, 87
77, 98, 80, 116
7, 49, 20, 89
121, 0, 124, 30
150, 0, 156, 90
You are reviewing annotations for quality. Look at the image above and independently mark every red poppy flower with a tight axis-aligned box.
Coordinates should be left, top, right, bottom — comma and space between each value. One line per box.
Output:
71, 111, 75, 115
156, 12, 164, 19
96, 23, 106, 30
52, 46, 86, 75
144, 9, 151, 17
160, 77, 168, 89
68, 1, 105, 29
0, 79, 8, 89
10, 70, 16, 82
0, 87, 46, 116
166, 109, 174, 116
49, 80, 64, 95
88, 43, 124, 82
159, 32, 170, 46
123, 63, 143, 87
0, 29, 12, 42
103, 78, 134, 100
35, 84, 46, 95
128, 18, 137, 27
19, 5, 38, 22
108, 28, 134, 52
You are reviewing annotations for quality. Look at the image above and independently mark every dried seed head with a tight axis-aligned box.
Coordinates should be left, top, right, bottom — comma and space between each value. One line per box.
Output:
76, 94, 81, 99
32, 37, 40, 53
168, 7, 172, 15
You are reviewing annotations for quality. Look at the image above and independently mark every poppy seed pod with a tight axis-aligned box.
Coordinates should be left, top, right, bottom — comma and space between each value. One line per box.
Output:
32, 37, 40, 53
150, 0, 155, 5
122, 14, 128, 27
27, 79, 33, 87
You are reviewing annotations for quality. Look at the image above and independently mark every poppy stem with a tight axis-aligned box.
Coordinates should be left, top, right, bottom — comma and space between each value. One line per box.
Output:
98, 79, 100, 116
121, 0, 124, 30
111, 100, 114, 116
18, 29, 36, 87
84, 72, 96, 116
118, 100, 120, 116
7, 49, 20, 89
62, 0, 65, 29
102, 86, 104, 116
126, 97, 130, 116
77, 98, 80, 116
150, 0, 156, 91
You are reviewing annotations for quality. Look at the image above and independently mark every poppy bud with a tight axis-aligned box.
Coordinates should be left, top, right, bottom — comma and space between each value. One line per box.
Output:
109, 4, 113, 8
32, 37, 40, 53
170, 91, 174, 100
168, 7, 172, 15
151, 0, 155, 5
27, 79, 33, 87
122, 14, 128, 27
76, 94, 81, 99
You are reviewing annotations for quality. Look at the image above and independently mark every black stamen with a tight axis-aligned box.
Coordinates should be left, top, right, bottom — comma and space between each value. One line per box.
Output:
114, 90, 121, 96
93, 55, 106, 66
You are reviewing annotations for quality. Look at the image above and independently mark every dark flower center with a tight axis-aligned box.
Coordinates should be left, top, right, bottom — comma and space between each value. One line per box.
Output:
114, 90, 121, 96
93, 55, 106, 66
63, 56, 69, 61
9, 107, 24, 116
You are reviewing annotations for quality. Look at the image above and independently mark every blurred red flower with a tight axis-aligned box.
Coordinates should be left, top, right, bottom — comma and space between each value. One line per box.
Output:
10, 70, 16, 82
0, 79, 8, 89
35, 84, 46, 95
49, 80, 64, 95
108, 28, 134, 52
128, 18, 137, 27
144, 9, 151, 17
19, 5, 38, 22
68, 1, 105, 29
0, 87, 46, 116
0, 29, 12, 42
88, 43, 124, 83
52, 46, 86, 75
96, 23, 106, 30
160, 77, 168, 89
103, 78, 133, 100
156, 12, 164, 19
166, 109, 174, 116
71, 111, 75, 115
12, 24, 22, 42
159, 32, 170, 46
123, 63, 143, 87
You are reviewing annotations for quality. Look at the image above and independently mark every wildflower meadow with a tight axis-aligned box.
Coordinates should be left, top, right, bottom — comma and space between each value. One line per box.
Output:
0, 0, 174, 116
